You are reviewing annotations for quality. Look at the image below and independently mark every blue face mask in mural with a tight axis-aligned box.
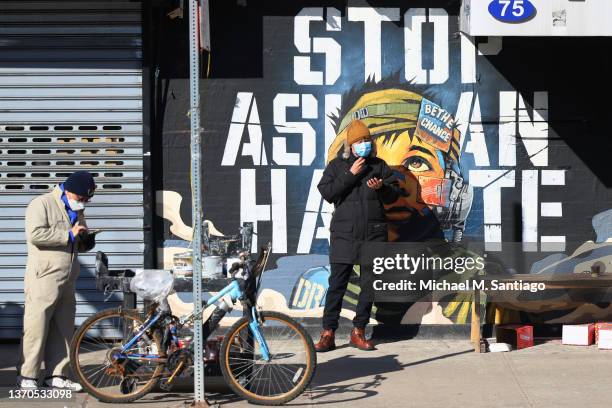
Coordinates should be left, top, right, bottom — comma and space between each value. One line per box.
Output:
353, 141, 372, 157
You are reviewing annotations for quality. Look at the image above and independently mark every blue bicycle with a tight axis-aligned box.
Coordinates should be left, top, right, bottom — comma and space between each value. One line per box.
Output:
69, 244, 316, 405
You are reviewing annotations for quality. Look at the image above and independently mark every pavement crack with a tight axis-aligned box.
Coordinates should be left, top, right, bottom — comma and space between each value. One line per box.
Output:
502, 353, 534, 408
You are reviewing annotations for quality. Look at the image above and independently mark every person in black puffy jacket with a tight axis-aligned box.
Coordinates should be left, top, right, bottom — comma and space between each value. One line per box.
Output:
315, 119, 400, 352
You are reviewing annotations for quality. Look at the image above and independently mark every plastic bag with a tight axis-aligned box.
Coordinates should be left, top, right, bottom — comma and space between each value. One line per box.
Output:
129, 269, 174, 305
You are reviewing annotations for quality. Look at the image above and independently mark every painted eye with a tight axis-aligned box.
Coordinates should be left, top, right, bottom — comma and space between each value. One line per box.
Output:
405, 156, 432, 173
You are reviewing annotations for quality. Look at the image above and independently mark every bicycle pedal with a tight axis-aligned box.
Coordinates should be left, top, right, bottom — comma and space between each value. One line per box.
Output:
120, 378, 138, 395
159, 379, 174, 391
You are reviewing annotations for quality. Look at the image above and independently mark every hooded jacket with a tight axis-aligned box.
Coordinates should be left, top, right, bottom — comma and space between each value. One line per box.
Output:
318, 151, 400, 264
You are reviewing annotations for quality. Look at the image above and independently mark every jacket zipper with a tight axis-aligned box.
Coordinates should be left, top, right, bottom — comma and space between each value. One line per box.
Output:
359, 163, 369, 242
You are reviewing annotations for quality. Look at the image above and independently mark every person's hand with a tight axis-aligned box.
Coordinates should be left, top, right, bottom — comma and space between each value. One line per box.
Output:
350, 157, 365, 175
367, 178, 383, 190
71, 222, 87, 237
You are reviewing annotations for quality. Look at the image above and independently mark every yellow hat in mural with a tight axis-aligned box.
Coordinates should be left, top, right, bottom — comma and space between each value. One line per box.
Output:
328, 88, 461, 166
329, 88, 423, 162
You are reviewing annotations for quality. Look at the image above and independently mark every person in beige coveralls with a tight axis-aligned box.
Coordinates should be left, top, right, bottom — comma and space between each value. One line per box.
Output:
17, 171, 97, 391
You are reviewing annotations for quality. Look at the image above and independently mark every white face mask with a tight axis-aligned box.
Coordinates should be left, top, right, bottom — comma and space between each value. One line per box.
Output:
68, 198, 85, 211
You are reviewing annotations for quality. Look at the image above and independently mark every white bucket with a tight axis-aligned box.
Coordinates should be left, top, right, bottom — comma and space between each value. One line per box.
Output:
203, 255, 224, 279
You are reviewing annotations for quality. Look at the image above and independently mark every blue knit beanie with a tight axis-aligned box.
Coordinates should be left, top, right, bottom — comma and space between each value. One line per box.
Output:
64, 171, 96, 198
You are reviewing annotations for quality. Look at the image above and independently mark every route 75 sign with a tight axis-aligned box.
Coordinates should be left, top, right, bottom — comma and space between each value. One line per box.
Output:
488, 0, 536, 24
460, 0, 612, 36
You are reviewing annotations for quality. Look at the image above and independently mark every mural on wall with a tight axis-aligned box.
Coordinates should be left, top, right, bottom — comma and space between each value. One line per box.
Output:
156, 1, 612, 325
326, 83, 472, 243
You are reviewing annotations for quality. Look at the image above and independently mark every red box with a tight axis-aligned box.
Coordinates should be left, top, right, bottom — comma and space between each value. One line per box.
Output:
495, 324, 534, 350
595, 323, 612, 343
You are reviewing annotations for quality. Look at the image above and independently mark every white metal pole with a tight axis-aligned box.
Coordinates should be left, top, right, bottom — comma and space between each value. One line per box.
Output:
188, 0, 205, 403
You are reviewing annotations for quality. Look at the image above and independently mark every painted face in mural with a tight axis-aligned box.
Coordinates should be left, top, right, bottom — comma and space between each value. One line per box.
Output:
382, 137, 447, 242
328, 88, 467, 242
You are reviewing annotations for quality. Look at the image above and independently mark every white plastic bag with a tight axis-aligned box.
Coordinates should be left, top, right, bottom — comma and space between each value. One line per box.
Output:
129, 269, 174, 306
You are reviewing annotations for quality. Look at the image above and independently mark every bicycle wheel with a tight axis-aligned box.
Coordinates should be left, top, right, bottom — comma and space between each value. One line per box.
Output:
220, 311, 316, 405
69, 308, 165, 403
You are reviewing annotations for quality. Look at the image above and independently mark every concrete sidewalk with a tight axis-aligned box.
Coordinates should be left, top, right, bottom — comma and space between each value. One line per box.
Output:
1, 339, 610, 408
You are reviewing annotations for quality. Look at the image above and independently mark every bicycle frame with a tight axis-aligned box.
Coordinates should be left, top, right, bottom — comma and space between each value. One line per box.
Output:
118, 272, 272, 362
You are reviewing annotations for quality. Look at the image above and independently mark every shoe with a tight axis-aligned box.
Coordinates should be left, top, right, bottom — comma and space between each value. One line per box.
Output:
43, 376, 83, 392
314, 329, 336, 352
16, 375, 38, 390
349, 327, 375, 351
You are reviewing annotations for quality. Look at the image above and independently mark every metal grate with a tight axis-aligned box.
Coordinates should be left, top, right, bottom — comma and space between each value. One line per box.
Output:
0, 0, 144, 339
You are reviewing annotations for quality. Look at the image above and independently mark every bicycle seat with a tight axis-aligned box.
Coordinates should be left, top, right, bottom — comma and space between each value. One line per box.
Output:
95, 251, 109, 277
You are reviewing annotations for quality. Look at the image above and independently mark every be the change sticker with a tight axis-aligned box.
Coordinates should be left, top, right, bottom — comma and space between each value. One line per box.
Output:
414, 98, 454, 153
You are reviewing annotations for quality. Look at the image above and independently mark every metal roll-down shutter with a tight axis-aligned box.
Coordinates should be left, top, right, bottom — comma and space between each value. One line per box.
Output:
0, 1, 144, 339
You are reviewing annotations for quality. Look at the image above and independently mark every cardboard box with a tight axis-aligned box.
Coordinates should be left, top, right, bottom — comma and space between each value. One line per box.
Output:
595, 323, 612, 343
496, 325, 534, 350
562, 324, 595, 346
598, 329, 612, 350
